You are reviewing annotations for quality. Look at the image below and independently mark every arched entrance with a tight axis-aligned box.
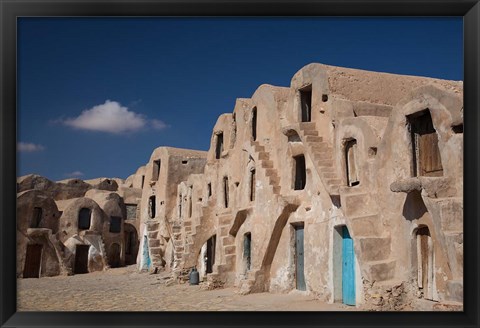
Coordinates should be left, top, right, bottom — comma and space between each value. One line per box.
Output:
333, 225, 356, 305
108, 243, 121, 268
415, 226, 434, 300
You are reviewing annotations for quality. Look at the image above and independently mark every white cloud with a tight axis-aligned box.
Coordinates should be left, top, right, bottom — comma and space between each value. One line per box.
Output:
17, 142, 45, 152
151, 119, 168, 130
65, 171, 84, 178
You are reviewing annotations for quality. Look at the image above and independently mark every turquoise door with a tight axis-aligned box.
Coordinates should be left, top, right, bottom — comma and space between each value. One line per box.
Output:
342, 226, 356, 305
142, 236, 151, 270
295, 226, 306, 291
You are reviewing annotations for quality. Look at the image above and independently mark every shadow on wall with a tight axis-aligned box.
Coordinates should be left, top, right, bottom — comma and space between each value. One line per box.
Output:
402, 190, 427, 222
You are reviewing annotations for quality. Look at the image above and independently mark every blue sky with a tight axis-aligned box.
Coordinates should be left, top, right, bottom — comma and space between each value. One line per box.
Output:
17, 17, 462, 181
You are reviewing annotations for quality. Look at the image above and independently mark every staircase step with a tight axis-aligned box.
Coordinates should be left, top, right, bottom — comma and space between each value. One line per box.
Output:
224, 245, 236, 255
358, 237, 391, 261
305, 135, 323, 142
299, 122, 317, 130
350, 214, 381, 237
302, 130, 319, 136
258, 152, 269, 160
261, 160, 274, 168
219, 225, 230, 237
327, 179, 342, 186
222, 236, 235, 246
322, 172, 338, 179
218, 215, 231, 226
342, 192, 373, 217
317, 160, 333, 167
365, 259, 396, 282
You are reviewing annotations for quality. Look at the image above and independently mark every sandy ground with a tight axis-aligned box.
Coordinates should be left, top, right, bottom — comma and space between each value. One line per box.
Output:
17, 265, 357, 311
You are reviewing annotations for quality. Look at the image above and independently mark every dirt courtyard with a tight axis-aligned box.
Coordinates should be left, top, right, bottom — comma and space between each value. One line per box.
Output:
17, 265, 355, 311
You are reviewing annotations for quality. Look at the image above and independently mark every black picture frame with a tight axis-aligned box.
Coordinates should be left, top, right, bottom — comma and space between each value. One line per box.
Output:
1, 1, 478, 327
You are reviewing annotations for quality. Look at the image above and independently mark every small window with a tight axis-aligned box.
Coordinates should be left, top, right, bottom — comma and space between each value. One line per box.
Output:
148, 196, 156, 218
223, 176, 229, 208
152, 160, 161, 181
300, 85, 312, 122
215, 133, 224, 159
322, 94, 328, 102
250, 169, 256, 202
251, 107, 257, 141
207, 183, 212, 198
293, 155, 306, 190
452, 124, 463, 134
141, 175, 145, 189
78, 208, 92, 230
182, 160, 188, 164
244, 232, 252, 272
178, 194, 183, 218
31, 207, 43, 228
109, 216, 122, 233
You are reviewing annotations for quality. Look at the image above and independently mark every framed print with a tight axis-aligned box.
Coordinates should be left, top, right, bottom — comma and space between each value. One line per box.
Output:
1, 1, 479, 327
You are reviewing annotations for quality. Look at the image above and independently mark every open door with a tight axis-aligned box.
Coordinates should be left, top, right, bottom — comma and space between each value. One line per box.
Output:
74, 244, 90, 274
23, 244, 43, 278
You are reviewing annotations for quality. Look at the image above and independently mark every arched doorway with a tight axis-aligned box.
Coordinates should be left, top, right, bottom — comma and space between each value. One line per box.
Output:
74, 244, 90, 274
333, 225, 356, 306
124, 224, 138, 265
415, 226, 434, 300
108, 243, 121, 268
23, 244, 43, 278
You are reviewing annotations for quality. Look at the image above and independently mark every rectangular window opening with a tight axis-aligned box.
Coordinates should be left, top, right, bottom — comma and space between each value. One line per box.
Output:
223, 177, 229, 208
294, 155, 306, 190
152, 160, 161, 181
215, 133, 224, 159
250, 169, 256, 202
109, 216, 122, 233
408, 110, 443, 177
300, 86, 312, 122
31, 207, 43, 228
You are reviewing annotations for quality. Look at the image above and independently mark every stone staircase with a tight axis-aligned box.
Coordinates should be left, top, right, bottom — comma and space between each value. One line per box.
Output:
145, 220, 164, 270
173, 200, 216, 279
340, 188, 396, 283
298, 122, 342, 196
251, 141, 281, 195
206, 213, 236, 287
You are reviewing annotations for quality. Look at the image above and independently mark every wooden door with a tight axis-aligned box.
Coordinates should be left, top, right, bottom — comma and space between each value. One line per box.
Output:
74, 245, 90, 274
295, 226, 306, 291
342, 226, 356, 305
23, 244, 43, 278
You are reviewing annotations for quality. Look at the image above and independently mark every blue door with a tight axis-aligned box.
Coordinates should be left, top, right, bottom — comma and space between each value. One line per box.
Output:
295, 226, 306, 291
342, 226, 356, 305
142, 236, 151, 270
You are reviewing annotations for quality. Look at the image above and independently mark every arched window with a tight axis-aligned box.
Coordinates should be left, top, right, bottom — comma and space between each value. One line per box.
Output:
345, 139, 359, 187
78, 208, 91, 230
